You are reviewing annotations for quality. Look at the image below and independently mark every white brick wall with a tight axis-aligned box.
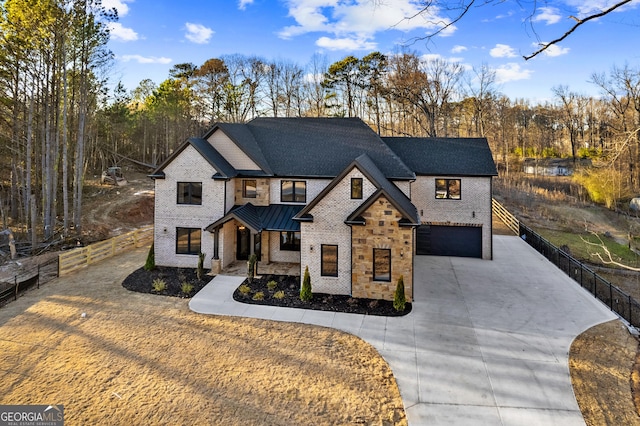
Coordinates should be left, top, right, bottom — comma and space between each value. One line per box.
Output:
154, 145, 225, 268
411, 176, 493, 259
300, 168, 378, 295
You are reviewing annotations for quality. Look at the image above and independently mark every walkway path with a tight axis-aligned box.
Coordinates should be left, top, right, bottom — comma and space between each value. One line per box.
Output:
191, 235, 617, 425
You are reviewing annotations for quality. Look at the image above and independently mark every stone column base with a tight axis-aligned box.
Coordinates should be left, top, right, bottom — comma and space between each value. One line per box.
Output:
211, 259, 222, 274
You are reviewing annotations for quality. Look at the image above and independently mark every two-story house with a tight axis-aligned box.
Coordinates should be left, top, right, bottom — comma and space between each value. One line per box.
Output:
150, 117, 498, 302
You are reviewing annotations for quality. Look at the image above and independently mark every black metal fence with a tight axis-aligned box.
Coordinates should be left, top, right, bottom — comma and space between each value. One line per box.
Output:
0, 258, 59, 307
519, 223, 640, 328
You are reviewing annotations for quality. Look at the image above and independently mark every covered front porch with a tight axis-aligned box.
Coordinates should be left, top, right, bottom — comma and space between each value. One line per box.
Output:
221, 260, 301, 277
206, 203, 303, 277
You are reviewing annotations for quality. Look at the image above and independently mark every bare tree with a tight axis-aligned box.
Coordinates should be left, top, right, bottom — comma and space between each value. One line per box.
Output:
380, 0, 636, 59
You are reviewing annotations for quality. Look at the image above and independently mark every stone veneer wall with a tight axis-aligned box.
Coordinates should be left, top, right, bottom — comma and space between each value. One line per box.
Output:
351, 196, 413, 302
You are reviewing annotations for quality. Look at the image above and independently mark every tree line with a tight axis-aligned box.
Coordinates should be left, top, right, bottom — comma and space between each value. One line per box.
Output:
1, 0, 639, 252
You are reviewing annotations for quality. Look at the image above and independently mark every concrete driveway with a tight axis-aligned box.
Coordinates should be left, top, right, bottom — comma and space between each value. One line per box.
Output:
190, 235, 617, 425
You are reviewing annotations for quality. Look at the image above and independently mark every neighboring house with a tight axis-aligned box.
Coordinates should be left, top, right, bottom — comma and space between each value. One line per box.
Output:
523, 157, 592, 176
150, 117, 498, 302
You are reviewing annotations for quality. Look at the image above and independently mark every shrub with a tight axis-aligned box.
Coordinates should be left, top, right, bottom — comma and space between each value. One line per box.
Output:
197, 252, 206, 280
393, 275, 406, 312
238, 284, 251, 295
181, 282, 194, 294
273, 290, 285, 299
144, 244, 155, 271
252, 291, 265, 301
247, 254, 257, 282
300, 266, 312, 302
152, 278, 166, 292
267, 280, 278, 291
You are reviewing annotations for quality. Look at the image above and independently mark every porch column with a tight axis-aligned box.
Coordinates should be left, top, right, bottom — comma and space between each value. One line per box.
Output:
213, 228, 220, 260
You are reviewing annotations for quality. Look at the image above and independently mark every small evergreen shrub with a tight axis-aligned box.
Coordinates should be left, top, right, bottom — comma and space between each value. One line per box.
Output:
300, 266, 312, 302
267, 280, 278, 291
152, 278, 166, 292
181, 282, 194, 294
252, 291, 265, 301
144, 244, 155, 271
393, 275, 406, 312
238, 284, 251, 295
197, 252, 206, 280
273, 290, 285, 299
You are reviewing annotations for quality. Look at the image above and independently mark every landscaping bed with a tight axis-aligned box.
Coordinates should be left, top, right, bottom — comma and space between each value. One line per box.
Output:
233, 274, 411, 316
122, 266, 411, 316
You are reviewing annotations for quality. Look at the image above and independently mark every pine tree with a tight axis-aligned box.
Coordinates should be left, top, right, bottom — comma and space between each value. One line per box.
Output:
300, 266, 312, 302
393, 275, 406, 312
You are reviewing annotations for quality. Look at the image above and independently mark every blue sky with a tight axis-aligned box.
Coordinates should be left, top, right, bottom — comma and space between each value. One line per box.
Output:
103, 0, 640, 103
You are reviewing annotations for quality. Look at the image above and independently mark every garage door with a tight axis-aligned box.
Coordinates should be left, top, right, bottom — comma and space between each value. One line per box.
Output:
416, 225, 482, 258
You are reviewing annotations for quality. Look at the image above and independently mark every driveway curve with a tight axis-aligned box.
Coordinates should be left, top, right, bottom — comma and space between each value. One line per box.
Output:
190, 235, 617, 425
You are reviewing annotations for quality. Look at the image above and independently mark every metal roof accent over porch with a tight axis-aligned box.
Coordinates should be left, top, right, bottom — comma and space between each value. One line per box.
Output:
205, 204, 304, 233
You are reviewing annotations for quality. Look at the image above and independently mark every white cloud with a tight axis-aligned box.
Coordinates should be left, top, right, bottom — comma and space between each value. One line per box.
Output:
238, 0, 254, 10
185, 23, 214, 44
120, 55, 172, 64
107, 22, 138, 42
278, 0, 455, 42
495, 63, 532, 83
540, 43, 570, 57
564, 0, 640, 18
316, 36, 377, 51
532, 7, 562, 25
102, 0, 133, 17
490, 44, 517, 58
451, 45, 467, 54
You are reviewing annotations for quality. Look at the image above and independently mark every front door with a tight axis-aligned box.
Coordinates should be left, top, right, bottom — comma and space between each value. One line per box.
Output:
237, 227, 250, 260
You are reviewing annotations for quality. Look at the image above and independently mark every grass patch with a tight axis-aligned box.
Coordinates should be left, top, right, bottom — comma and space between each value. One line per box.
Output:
536, 229, 640, 268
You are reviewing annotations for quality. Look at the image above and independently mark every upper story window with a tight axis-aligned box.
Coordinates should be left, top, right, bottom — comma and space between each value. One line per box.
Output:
281, 180, 306, 203
242, 179, 257, 198
177, 182, 202, 205
435, 179, 461, 200
351, 178, 363, 199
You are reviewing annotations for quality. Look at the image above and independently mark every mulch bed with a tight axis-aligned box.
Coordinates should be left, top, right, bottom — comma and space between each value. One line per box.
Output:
122, 267, 411, 316
122, 266, 211, 298
233, 274, 412, 317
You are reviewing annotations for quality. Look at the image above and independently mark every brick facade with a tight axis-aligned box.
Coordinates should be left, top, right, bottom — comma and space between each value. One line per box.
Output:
300, 168, 377, 295
411, 176, 493, 259
154, 145, 224, 268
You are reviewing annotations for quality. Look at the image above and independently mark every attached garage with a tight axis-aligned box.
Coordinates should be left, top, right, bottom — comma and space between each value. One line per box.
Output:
416, 225, 483, 258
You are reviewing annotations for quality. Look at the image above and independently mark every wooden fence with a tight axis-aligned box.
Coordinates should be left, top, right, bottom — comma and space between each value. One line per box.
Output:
59, 226, 153, 276
492, 198, 519, 235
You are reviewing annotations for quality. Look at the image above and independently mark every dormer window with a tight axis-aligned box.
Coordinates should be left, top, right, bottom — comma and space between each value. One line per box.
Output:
281, 180, 306, 203
177, 182, 202, 205
243, 179, 257, 198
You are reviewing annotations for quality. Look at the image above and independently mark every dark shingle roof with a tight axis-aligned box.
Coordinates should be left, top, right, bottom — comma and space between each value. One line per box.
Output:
383, 137, 498, 176
237, 117, 414, 179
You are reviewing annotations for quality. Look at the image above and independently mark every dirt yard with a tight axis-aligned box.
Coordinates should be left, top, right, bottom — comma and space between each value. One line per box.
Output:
0, 247, 405, 425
